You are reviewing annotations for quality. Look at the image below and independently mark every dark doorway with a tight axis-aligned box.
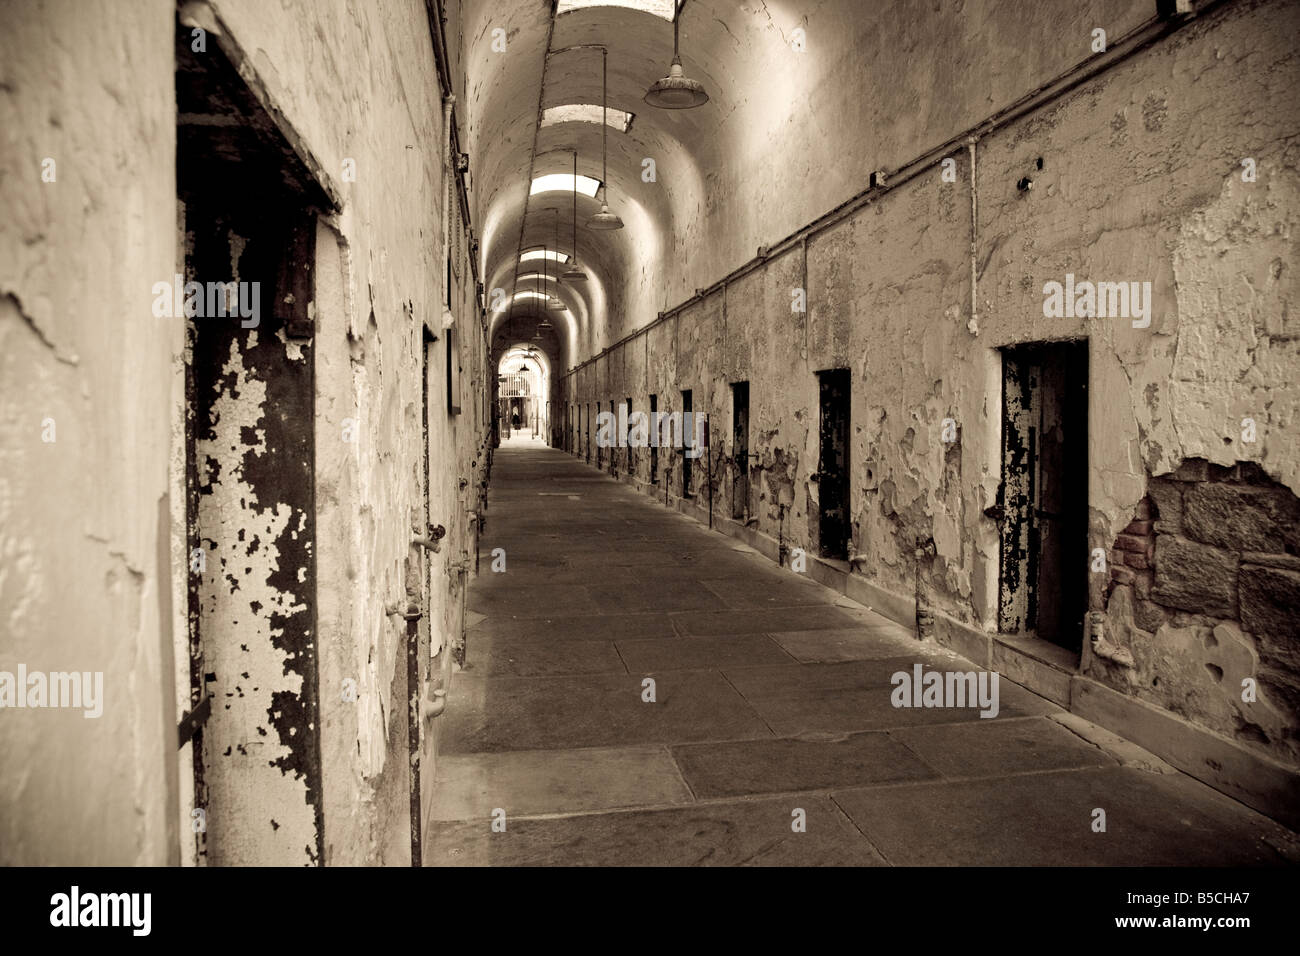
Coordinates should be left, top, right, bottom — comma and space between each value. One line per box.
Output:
178, 21, 332, 865
649, 394, 659, 483
997, 341, 1088, 652
626, 396, 634, 477
681, 389, 693, 498
816, 369, 851, 559
731, 382, 750, 520
609, 400, 616, 475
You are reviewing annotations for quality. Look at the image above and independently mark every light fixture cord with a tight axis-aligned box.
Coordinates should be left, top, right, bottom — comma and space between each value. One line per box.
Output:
674, 9, 680, 57
572, 150, 578, 260
602, 47, 608, 202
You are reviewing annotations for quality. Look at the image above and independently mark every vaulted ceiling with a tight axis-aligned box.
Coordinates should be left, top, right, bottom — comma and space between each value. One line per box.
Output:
463, 0, 816, 372
459, 0, 1152, 372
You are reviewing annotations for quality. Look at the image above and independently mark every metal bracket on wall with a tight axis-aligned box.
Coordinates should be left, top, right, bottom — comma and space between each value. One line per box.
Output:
177, 694, 212, 749
413, 523, 446, 552
385, 601, 423, 622
421, 688, 447, 720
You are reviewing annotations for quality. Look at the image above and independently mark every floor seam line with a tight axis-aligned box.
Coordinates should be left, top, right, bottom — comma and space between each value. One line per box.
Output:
828, 793, 895, 866
717, 668, 778, 738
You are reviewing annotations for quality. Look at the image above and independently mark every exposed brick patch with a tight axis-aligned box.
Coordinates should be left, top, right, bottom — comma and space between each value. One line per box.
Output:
1100, 461, 1300, 770
1109, 495, 1156, 593
1116, 533, 1149, 553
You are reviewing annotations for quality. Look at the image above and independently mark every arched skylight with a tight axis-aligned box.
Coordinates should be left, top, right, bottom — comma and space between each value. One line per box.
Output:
530, 173, 601, 197
495, 291, 552, 313
542, 104, 634, 133
519, 250, 569, 263
556, 0, 677, 20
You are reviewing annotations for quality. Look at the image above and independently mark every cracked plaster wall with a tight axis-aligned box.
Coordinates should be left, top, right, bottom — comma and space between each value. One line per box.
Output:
208, 0, 488, 864
0, 0, 487, 865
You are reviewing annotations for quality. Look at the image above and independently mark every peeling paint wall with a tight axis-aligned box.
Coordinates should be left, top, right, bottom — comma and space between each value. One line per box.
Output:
561, 0, 1300, 792
0, 0, 179, 865
1, 0, 486, 865
201, 0, 487, 864
977, 0, 1300, 770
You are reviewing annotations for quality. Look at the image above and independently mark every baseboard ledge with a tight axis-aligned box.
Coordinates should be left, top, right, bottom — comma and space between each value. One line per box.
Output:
1070, 676, 1300, 830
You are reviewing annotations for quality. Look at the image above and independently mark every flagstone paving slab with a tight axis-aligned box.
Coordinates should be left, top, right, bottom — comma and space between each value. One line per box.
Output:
440, 669, 773, 754
670, 731, 940, 799
615, 634, 795, 672
887, 716, 1118, 778
426, 795, 888, 867
460, 637, 628, 678
429, 745, 692, 821
769, 627, 929, 662
830, 766, 1297, 866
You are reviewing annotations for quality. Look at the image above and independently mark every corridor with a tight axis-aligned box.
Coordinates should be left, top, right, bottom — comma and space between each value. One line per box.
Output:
4, 0, 1300, 876
427, 445, 1296, 866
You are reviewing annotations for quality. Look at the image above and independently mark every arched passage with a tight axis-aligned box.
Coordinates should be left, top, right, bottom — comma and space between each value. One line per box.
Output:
497, 344, 552, 441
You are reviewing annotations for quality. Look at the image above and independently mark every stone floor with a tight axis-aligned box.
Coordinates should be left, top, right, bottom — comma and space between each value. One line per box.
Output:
425, 442, 1298, 866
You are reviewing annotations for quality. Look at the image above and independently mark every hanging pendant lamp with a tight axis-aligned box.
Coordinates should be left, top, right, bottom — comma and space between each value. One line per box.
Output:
588, 48, 624, 231
644, 9, 709, 109
561, 149, 589, 281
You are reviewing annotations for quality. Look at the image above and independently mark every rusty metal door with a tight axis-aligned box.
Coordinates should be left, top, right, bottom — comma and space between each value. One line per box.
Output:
626, 397, 634, 477
188, 210, 322, 865
732, 382, 750, 520
649, 394, 658, 482
681, 389, 693, 496
997, 342, 1088, 650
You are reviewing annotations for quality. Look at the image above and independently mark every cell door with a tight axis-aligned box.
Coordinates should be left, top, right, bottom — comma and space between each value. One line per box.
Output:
649, 394, 659, 482
681, 389, 693, 497
732, 382, 750, 520
816, 369, 851, 559
179, 22, 329, 866
997, 341, 1088, 651
626, 397, 634, 477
